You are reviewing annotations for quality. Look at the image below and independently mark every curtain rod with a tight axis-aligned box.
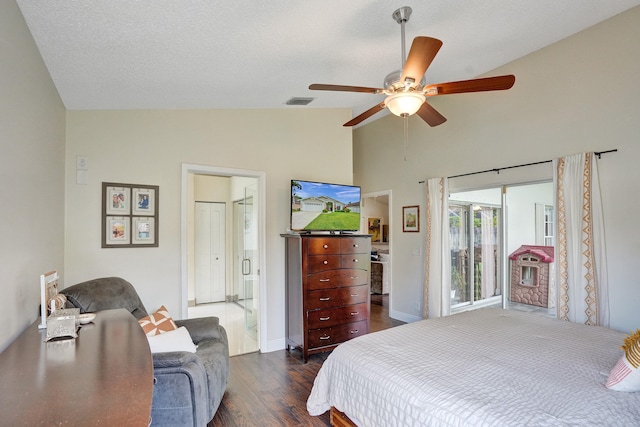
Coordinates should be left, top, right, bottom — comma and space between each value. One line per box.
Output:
418, 149, 617, 183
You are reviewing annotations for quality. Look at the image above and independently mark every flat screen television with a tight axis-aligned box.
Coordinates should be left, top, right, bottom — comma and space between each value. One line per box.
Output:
290, 179, 361, 233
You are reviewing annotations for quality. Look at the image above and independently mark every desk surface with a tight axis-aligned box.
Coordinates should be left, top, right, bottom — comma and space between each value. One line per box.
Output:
0, 309, 153, 426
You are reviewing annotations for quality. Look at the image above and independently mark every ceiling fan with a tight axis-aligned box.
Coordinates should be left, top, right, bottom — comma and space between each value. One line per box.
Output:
309, 6, 515, 127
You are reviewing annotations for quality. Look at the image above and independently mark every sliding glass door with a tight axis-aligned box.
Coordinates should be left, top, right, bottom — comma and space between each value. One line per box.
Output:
449, 188, 502, 309
449, 182, 555, 315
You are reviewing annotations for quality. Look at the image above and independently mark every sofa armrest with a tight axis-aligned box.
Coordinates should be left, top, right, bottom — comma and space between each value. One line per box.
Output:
152, 350, 202, 369
151, 351, 209, 427
175, 317, 227, 345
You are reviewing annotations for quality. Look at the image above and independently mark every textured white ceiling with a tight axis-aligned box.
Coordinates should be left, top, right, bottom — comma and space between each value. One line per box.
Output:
16, 0, 640, 124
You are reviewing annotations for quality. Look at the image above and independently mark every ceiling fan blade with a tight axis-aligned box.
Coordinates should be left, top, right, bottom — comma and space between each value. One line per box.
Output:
400, 37, 443, 86
309, 84, 382, 94
425, 75, 515, 95
416, 101, 447, 127
343, 102, 386, 127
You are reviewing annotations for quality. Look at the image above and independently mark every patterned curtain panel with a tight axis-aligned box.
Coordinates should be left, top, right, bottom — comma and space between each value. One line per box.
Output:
555, 152, 610, 327
424, 177, 451, 319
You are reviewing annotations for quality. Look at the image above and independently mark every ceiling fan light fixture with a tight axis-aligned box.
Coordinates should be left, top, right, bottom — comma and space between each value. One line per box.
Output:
385, 92, 425, 117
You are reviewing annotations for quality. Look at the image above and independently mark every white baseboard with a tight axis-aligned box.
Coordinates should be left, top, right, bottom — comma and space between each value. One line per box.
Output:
389, 309, 421, 324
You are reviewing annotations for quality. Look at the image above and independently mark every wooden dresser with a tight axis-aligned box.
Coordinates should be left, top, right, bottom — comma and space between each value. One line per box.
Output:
282, 234, 371, 362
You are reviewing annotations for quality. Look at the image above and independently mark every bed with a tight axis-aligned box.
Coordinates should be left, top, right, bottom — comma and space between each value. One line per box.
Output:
307, 308, 640, 426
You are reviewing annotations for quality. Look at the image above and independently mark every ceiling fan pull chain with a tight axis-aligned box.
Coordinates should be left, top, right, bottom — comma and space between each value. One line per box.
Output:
403, 116, 409, 161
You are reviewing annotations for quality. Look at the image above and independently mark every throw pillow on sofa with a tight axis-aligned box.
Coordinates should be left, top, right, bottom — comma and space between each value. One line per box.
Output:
138, 305, 178, 336
147, 326, 197, 353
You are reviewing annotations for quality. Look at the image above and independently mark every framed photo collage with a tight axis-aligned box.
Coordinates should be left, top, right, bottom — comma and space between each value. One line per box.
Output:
102, 182, 159, 248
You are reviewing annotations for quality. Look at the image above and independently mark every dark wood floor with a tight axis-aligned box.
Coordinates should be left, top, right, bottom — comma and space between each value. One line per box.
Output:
208, 294, 403, 426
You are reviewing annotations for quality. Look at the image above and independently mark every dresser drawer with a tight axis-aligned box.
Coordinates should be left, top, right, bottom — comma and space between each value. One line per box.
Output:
307, 238, 340, 255
341, 253, 370, 270
306, 284, 368, 310
340, 237, 369, 254
306, 255, 341, 274
307, 269, 369, 290
307, 320, 368, 349
307, 302, 368, 329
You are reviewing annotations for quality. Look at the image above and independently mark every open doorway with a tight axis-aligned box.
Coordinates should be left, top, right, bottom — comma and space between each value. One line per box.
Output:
181, 164, 266, 356
361, 190, 392, 320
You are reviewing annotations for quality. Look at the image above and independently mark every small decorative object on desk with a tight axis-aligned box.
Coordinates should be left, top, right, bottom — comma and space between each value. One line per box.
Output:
45, 308, 80, 341
77, 313, 96, 324
39, 270, 59, 329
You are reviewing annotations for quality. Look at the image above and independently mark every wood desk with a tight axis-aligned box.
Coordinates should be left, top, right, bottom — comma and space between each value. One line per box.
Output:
0, 309, 153, 426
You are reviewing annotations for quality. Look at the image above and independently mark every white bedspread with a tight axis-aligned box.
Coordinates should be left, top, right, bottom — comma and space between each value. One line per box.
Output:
307, 308, 640, 426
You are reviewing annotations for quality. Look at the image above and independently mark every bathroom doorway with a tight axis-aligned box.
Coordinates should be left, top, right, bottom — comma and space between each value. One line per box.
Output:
361, 190, 392, 321
181, 164, 266, 356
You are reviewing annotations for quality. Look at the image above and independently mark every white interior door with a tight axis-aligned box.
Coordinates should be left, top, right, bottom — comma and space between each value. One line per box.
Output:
195, 202, 226, 303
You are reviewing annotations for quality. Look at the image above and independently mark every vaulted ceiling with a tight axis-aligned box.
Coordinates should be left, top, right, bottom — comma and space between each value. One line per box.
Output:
16, 0, 640, 125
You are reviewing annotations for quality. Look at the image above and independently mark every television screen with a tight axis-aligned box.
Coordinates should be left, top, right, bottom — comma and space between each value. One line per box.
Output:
290, 180, 361, 232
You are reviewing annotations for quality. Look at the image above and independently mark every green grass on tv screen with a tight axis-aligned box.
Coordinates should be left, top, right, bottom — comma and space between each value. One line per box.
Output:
304, 212, 360, 230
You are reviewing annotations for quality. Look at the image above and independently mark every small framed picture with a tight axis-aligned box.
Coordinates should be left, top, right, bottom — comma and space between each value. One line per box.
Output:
102, 182, 159, 248
133, 187, 155, 215
105, 186, 131, 215
105, 216, 130, 245
132, 217, 156, 245
402, 205, 420, 232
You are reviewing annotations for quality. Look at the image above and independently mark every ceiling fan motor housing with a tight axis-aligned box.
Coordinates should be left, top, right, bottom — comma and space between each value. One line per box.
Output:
384, 70, 426, 92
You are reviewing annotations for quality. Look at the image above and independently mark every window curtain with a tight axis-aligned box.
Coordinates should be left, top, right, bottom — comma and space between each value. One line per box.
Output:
555, 152, 609, 327
424, 177, 451, 319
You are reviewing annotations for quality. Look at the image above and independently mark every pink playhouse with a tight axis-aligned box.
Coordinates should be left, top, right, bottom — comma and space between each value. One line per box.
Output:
509, 245, 555, 308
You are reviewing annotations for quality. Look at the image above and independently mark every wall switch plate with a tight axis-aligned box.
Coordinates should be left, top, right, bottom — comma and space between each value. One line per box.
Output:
76, 155, 88, 170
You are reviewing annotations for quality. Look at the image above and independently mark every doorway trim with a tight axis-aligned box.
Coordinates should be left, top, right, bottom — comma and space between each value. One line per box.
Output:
181, 163, 267, 351
361, 189, 393, 314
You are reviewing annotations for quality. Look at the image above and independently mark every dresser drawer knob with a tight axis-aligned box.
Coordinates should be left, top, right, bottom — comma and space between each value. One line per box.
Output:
319, 279, 330, 282
319, 335, 331, 340
323, 244, 328, 249
350, 293, 359, 297
319, 297, 331, 301
352, 259, 358, 262
323, 260, 328, 265
320, 316, 331, 321
353, 244, 359, 248
350, 312, 359, 316
350, 329, 359, 334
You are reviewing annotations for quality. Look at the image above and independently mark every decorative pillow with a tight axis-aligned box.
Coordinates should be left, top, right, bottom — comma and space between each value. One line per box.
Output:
606, 329, 640, 392
138, 305, 178, 337
146, 326, 197, 353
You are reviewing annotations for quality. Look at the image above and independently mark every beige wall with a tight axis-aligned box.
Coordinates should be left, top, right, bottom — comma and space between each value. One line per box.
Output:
354, 6, 640, 332
0, 1, 66, 350
64, 108, 353, 351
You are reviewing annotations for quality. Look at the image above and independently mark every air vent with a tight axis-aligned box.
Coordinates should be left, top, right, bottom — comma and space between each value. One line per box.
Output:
285, 97, 314, 106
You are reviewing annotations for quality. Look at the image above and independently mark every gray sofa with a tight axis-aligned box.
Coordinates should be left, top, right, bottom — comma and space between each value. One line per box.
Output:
61, 277, 229, 427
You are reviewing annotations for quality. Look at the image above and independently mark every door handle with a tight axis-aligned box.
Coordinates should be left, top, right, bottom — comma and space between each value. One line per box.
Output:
242, 258, 251, 275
